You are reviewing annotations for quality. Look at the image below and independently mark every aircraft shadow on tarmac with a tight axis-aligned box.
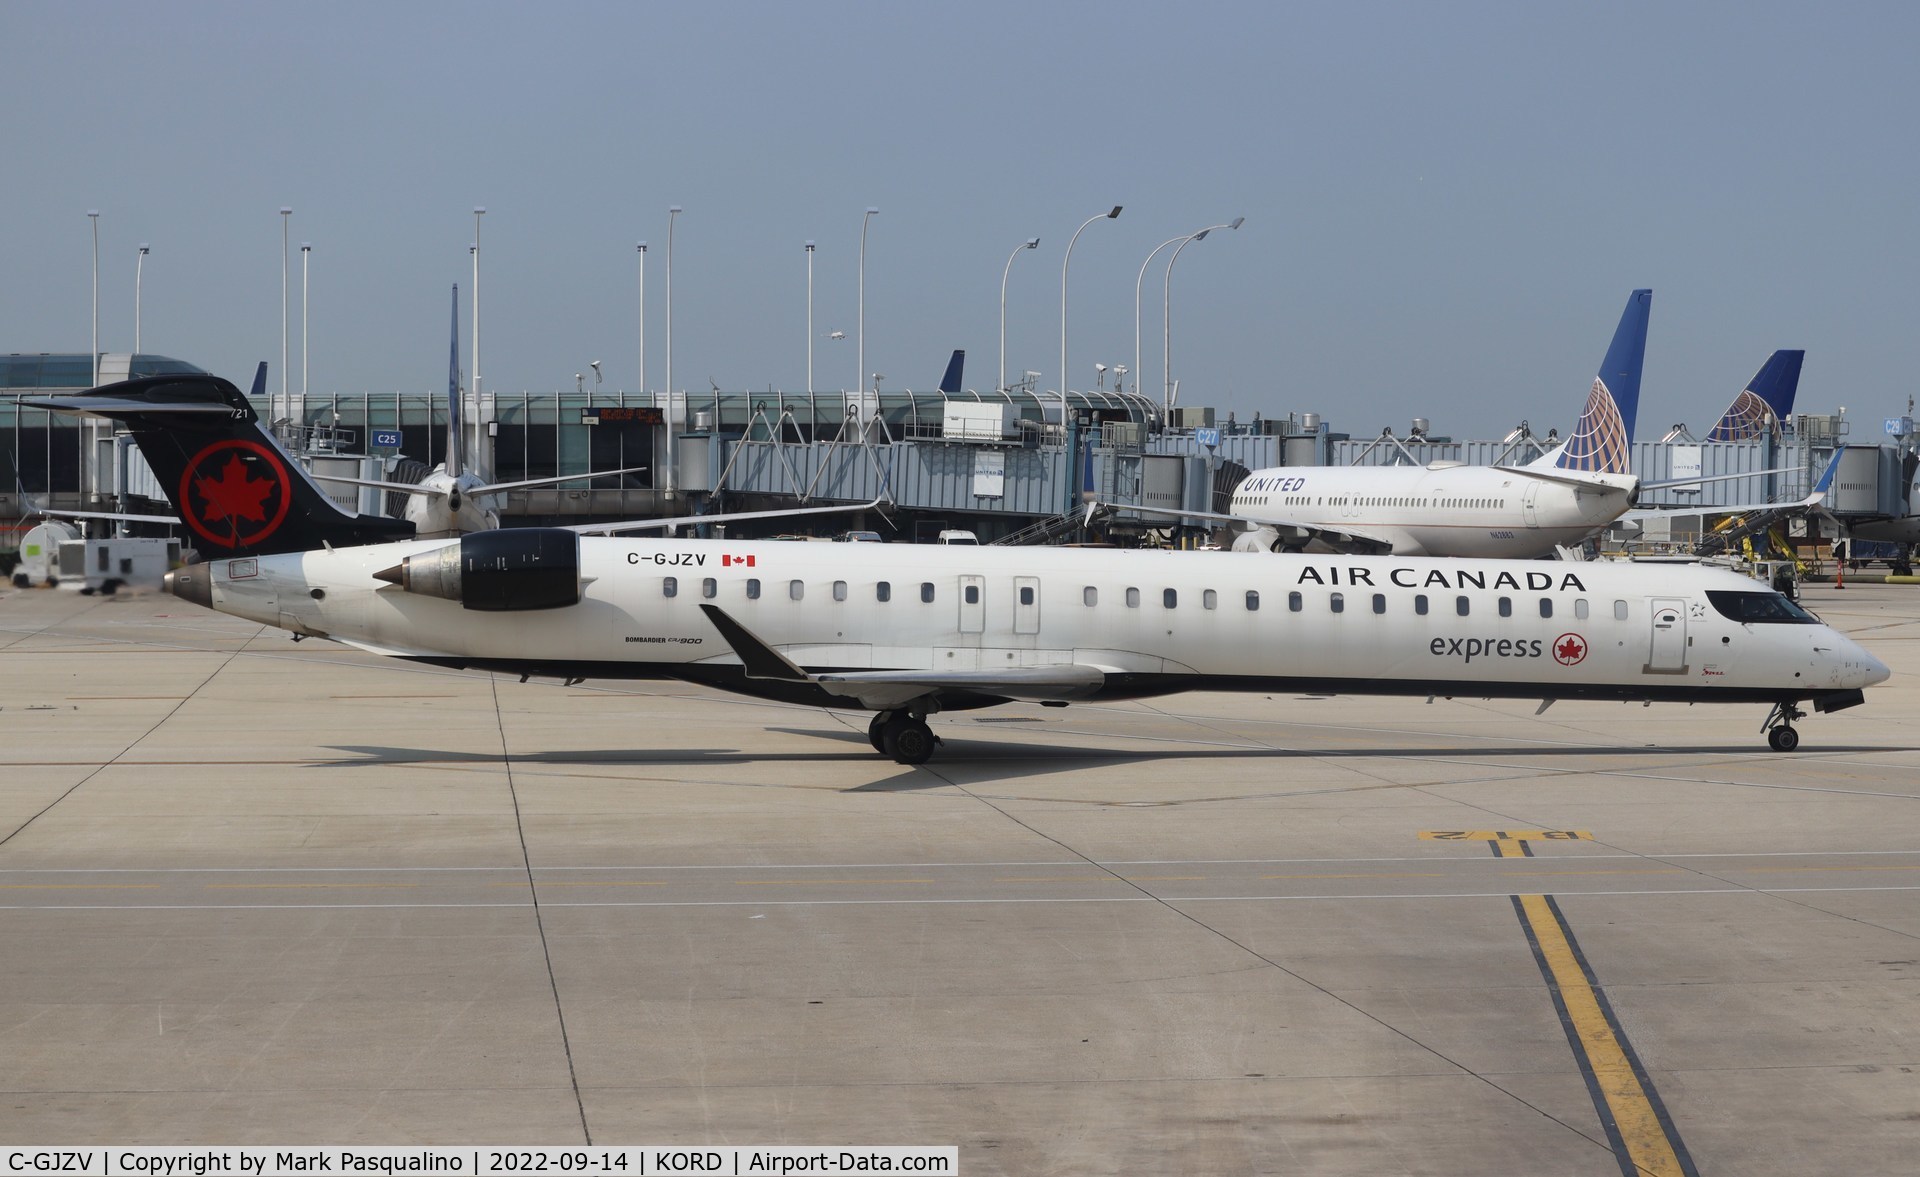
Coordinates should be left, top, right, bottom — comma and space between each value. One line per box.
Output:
315, 733, 1902, 786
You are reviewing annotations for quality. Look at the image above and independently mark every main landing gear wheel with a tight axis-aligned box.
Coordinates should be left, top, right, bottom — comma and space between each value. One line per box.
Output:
1762, 701, 1806, 753
868, 711, 893, 753
880, 715, 939, 765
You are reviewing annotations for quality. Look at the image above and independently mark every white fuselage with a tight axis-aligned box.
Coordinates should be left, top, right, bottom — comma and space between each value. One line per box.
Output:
196, 538, 1885, 710
1230, 462, 1637, 558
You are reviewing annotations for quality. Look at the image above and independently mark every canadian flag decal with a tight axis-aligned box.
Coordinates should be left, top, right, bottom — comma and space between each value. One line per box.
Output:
722, 554, 756, 568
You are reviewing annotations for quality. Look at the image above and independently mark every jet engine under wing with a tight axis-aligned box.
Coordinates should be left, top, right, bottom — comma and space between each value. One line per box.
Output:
697, 603, 1105, 709
1103, 500, 1412, 555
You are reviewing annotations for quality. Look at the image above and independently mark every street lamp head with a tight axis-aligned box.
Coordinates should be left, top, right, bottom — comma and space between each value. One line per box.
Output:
637, 241, 647, 251
805, 240, 815, 250
867, 207, 880, 215
88, 209, 99, 218
1229, 216, 1246, 230
1193, 229, 1211, 242
280, 207, 292, 216
474, 206, 486, 215
301, 242, 311, 252
1025, 238, 1040, 249
669, 205, 683, 214
138, 243, 150, 254
590, 360, 601, 372
1106, 206, 1123, 219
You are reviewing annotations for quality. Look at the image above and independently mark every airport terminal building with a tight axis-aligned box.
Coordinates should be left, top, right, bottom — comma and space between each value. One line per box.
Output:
2, 351, 1903, 548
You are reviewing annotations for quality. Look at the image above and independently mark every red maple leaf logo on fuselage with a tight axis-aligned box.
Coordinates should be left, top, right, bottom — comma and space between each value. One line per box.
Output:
193, 454, 274, 524
1553, 634, 1588, 665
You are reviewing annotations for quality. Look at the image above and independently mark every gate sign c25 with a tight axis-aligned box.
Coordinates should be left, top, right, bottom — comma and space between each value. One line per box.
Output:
372, 429, 403, 449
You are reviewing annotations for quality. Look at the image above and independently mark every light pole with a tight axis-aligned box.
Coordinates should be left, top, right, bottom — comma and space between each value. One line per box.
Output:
858, 207, 878, 406
1000, 237, 1040, 393
88, 211, 99, 387
1134, 234, 1186, 411
279, 207, 291, 423
300, 242, 311, 400
1060, 206, 1122, 424
1164, 217, 1244, 415
666, 205, 682, 494
472, 207, 484, 407
636, 241, 647, 394
805, 240, 815, 395
134, 243, 149, 354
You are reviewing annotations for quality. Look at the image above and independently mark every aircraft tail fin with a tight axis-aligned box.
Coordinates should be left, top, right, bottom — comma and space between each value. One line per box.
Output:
247, 361, 268, 399
1532, 289, 1651, 475
22, 375, 415, 557
939, 350, 965, 395
1706, 349, 1803, 442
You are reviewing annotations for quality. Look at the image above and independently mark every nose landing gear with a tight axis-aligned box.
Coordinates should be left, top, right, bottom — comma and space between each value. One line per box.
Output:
1762, 701, 1805, 752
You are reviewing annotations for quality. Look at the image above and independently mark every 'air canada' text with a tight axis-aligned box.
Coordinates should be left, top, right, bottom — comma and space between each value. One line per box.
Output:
1297, 566, 1587, 592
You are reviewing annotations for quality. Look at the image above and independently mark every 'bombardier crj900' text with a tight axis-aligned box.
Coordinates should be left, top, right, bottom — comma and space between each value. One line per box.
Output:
30, 374, 1889, 763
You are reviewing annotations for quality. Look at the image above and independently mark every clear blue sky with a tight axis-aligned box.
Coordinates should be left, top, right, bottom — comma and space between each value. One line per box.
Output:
5, 0, 1915, 439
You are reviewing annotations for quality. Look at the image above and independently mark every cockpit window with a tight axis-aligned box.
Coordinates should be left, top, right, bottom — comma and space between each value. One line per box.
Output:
1706, 590, 1819, 624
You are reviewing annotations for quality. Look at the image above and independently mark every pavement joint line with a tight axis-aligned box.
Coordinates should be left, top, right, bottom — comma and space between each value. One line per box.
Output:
11, 883, 1920, 911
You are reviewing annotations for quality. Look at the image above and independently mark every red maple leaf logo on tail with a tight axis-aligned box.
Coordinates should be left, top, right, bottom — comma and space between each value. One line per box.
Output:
193, 454, 274, 523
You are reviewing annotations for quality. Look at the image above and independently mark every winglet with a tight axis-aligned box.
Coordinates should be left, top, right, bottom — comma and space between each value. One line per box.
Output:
1535, 289, 1651, 475
698, 604, 811, 681
1811, 448, 1845, 499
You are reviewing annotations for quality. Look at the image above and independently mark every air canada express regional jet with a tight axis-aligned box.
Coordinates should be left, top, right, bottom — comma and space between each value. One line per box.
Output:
30, 374, 1890, 764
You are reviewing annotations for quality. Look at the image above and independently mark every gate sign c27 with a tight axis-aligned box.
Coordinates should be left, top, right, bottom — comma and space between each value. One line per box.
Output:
1195, 427, 1221, 448
372, 430, 403, 448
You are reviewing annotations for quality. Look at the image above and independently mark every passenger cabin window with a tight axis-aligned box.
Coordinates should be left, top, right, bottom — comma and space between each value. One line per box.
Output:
1019, 585, 1035, 606
833, 580, 848, 602
1203, 589, 1217, 610
1456, 596, 1470, 617
1126, 587, 1140, 608
964, 584, 980, 605
1163, 588, 1177, 609
1245, 590, 1260, 612
1575, 598, 1590, 620
1083, 586, 1098, 607
1538, 598, 1552, 619
1329, 592, 1344, 614
662, 577, 678, 598
1614, 600, 1629, 621
1498, 596, 1512, 618
1372, 593, 1386, 614
790, 580, 805, 601
702, 577, 717, 599
1288, 591, 1302, 612
1706, 591, 1819, 624
921, 582, 936, 603
746, 578, 761, 600
876, 581, 891, 602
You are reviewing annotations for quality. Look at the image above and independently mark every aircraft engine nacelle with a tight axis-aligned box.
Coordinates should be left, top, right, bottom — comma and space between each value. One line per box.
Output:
375, 528, 583, 611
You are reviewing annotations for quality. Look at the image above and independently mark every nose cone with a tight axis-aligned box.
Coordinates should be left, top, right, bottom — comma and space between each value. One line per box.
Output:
1862, 648, 1892, 687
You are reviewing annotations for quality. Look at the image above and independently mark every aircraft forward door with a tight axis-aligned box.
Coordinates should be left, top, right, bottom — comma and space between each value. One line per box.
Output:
1522, 482, 1541, 528
959, 575, 986, 635
1645, 596, 1688, 674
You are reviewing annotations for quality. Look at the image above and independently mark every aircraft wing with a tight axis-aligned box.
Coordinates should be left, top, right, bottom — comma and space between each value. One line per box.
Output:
1620, 452, 1841, 525
570, 497, 890, 536
309, 472, 448, 496
29, 506, 182, 526
698, 603, 1104, 709
471, 466, 648, 495
1103, 500, 1408, 554
1637, 465, 1802, 492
